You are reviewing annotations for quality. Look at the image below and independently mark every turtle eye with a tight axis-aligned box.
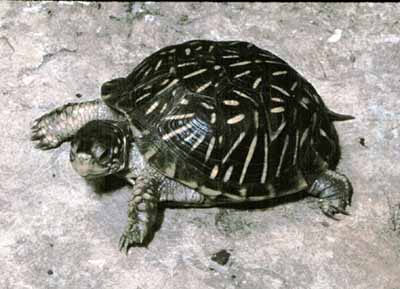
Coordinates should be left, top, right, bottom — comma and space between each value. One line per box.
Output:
100, 149, 110, 160
92, 144, 108, 161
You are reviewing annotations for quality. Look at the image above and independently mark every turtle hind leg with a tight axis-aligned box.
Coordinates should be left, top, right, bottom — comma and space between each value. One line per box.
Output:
31, 99, 119, 150
308, 170, 353, 218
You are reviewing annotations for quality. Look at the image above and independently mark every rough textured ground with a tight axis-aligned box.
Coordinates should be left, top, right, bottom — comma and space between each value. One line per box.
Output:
1, 2, 399, 289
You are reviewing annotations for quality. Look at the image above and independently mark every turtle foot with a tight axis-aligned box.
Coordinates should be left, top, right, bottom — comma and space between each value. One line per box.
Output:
119, 221, 148, 255
309, 170, 353, 219
31, 113, 64, 150
119, 169, 161, 254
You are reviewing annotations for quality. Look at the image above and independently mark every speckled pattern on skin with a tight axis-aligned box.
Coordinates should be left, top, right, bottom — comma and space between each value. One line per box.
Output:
1, 2, 400, 289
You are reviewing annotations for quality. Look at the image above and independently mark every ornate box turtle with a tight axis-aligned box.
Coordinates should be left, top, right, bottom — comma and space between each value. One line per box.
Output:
31, 40, 354, 253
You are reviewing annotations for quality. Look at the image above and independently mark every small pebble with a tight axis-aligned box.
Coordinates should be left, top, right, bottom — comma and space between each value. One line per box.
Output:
321, 221, 330, 227
211, 249, 231, 266
327, 29, 342, 43
179, 15, 188, 24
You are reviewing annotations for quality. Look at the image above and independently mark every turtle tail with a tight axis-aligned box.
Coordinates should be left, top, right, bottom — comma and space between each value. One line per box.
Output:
326, 109, 355, 122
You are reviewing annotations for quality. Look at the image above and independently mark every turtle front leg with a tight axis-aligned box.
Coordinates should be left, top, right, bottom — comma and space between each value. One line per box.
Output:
309, 170, 353, 218
119, 167, 162, 254
31, 99, 119, 150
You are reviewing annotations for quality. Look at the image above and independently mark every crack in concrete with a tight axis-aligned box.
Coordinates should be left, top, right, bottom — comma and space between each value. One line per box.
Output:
0, 36, 15, 54
36, 48, 77, 71
392, 204, 400, 232
384, 192, 400, 232
18, 48, 77, 77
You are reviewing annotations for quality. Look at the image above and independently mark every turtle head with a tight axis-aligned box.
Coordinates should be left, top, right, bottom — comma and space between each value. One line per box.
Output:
70, 120, 129, 178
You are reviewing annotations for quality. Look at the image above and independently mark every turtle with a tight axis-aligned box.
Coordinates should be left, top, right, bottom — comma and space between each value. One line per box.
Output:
31, 40, 354, 253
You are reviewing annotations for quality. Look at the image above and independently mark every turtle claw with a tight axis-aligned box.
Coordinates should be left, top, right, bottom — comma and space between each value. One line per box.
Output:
119, 234, 131, 255
118, 223, 148, 254
34, 141, 55, 150
31, 119, 39, 127
32, 134, 61, 150
31, 125, 40, 134
320, 199, 350, 220
31, 133, 41, 141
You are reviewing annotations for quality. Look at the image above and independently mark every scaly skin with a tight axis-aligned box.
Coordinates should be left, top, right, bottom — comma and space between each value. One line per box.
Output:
119, 166, 163, 254
31, 99, 121, 149
119, 166, 209, 254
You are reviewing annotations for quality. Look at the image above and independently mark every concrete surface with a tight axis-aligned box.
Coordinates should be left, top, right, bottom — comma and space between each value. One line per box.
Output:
1, 2, 400, 289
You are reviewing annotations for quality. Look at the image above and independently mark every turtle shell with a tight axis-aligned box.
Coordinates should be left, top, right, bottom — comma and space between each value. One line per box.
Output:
102, 40, 341, 202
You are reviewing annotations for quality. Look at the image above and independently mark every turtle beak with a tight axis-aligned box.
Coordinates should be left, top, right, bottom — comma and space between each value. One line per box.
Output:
70, 152, 107, 178
71, 153, 93, 177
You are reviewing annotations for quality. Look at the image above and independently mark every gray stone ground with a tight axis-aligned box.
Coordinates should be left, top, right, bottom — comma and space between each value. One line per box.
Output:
1, 2, 399, 289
